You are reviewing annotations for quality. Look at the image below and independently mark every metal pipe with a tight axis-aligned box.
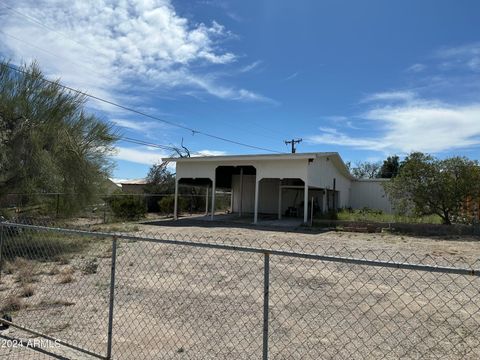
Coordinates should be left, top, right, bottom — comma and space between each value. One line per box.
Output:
106, 237, 118, 360
262, 253, 270, 360
4, 223, 480, 277
0, 223, 3, 282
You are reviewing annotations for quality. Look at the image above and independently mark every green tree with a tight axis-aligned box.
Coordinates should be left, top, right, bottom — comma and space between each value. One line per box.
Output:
351, 161, 381, 179
384, 152, 480, 225
378, 155, 400, 178
144, 162, 175, 193
0, 61, 118, 215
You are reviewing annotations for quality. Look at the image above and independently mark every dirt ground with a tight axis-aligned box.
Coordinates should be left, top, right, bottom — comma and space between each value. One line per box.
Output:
1, 218, 479, 359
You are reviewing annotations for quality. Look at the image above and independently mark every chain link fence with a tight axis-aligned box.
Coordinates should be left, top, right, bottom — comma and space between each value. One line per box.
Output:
0, 221, 479, 359
0, 192, 232, 225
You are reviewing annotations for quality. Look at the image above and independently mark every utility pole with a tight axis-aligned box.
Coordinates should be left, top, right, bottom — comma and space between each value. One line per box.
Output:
284, 138, 302, 153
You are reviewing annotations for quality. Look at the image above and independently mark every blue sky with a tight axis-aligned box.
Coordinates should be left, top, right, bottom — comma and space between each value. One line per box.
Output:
1, 0, 480, 180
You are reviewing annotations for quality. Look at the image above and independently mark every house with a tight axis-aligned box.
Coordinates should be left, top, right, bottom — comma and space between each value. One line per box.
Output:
119, 178, 149, 194
165, 152, 392, 224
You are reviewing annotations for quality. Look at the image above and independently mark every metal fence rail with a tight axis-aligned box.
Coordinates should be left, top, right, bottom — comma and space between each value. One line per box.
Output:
0, 222, 479, 359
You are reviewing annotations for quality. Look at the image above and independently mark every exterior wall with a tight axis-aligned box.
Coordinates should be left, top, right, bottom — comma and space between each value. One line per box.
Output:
121, 184, 146, 194
231, 174, 256, 213
308, 157, 351, 208
232, 176, 282, 214
176, 162, 217, 181
177, 158, 309, 183
349, 180, 392, 213
258, 179, 280, 213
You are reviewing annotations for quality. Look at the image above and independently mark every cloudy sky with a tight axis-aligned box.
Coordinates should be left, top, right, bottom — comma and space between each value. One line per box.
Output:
1, 0, 479, 179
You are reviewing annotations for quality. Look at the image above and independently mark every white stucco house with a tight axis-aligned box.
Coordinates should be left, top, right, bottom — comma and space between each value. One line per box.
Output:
165, 152, 392, 224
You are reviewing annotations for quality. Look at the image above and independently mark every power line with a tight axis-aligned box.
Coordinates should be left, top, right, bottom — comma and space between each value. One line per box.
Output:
0, 1, 100, 55
0, 4, 294, 146
3, 63, 283, 154
0, 30, 110, 80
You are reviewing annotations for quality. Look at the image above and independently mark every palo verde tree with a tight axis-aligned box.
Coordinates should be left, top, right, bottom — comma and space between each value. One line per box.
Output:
383, 152, 480, 225
0, 61, 118, 215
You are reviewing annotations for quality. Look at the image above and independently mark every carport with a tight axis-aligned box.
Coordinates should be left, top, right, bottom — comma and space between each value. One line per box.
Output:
165, 152, 354, 224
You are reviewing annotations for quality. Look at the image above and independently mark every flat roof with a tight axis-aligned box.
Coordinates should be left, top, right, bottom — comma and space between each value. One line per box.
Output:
119, 178, 148, 185
164, 152, 337, 162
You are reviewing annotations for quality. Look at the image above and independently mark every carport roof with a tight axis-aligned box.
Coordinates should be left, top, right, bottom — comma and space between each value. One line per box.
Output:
164, 152, 338, 162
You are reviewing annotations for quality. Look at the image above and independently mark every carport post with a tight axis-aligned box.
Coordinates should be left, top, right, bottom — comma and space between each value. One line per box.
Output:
239, 167, 244, 217
254, 178, 260, 224
211, 177, 216, 220
173, 179, 179, 220
278, 185, 282, 220
205, 186, 209, 216
323, 188, 327, 213
303, 180, 309, 224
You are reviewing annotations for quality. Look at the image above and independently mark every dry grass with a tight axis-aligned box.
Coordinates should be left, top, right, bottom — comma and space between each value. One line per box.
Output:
36, 299, 75, 309
58, 273, 75, 284
1, 295, 24, 312
19, 284, 35, 298
4, 257, 38, 284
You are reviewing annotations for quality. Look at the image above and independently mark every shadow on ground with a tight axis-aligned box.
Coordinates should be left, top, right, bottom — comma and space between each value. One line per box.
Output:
141, 213, 330, 235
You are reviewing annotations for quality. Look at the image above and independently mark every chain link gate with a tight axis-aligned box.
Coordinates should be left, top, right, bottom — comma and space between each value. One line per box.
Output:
0, 222, 479, 359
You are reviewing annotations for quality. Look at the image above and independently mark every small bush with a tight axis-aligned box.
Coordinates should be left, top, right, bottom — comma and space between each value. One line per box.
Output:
20, 285, 35, 298
82, 258, 98, 275
1, 295, 24, 312
58, 267, 75, 283
106, 195, 146, 220
317, 209, 339, 221
58, 273, 75, 284
158, 196, 188, 215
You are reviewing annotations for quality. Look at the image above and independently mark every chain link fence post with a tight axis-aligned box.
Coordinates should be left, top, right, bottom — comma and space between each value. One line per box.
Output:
263, 253, 270, 360
0, 221, 4, 282
106, 236, 118, 359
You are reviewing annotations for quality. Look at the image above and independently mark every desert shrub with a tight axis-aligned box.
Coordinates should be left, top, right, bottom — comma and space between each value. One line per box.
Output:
1, 295, 24, 312
20, 285, 35, 298
82, 258, 98, 275
158, 196, 188, 215
106, 195, 146, 220
316, 209, 339, 220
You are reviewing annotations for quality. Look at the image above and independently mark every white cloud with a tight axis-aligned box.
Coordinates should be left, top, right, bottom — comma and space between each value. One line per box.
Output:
112, 146, 169, 165
309, 100, 480, 154
406, 63, 426, 73
0, 0, 270, 104
310, 43, 480, 155
240, 60, 262, 73
283, 72, 299, 81
364, 102, 480, 153
111, 118, 165, 132
436, 42, 480, 72
112, 146, 228, 164
193, 150, 227, 156
308, 127, 383, 151
361, 91, 417, 103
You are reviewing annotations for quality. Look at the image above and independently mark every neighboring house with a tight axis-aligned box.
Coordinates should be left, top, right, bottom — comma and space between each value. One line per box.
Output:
119, 179, 149, 194
165, 152, 392, 224
104, 178, 122, 194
